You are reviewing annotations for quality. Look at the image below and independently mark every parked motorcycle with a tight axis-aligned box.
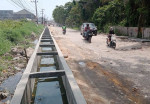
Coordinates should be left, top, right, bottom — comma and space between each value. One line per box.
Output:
106, 34, 116, 49
83, 30, 93, 43
63, 29, 66, 35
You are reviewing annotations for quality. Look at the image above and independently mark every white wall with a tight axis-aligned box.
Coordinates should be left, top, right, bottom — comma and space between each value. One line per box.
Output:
114, 26, 150, 39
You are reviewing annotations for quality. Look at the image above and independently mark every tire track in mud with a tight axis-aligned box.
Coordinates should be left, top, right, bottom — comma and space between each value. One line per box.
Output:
86, 61, 149, 104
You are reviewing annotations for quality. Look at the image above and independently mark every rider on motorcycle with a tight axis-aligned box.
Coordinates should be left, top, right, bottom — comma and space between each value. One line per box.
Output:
108, 27, 114, 42
84, 24, 90, 38
62, 25, 66, 32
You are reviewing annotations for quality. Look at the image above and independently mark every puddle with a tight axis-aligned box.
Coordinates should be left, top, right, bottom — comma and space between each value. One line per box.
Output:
0, 72, 22, 94
0, 38, 37, 103
0, 72, 23, 103
0, 95, 11, 104
79, 62, 86, 67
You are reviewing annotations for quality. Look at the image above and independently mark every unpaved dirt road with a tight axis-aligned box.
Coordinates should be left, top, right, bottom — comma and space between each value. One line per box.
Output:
49, 26, 150, 104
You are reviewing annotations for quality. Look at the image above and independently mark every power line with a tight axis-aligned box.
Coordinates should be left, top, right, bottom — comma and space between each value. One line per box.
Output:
6, 0, 20, 9
17, 0, 35, 13
9, 0, 35, 14
21, 0, 35, 13
10, 0, 25, 9
8, 0, 43, 21
22, 0, 35, 10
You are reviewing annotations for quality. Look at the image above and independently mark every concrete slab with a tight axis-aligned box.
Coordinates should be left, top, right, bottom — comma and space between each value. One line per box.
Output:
37, 52, 58, 55
29, 70, 65, 78
40, 44, 55, 47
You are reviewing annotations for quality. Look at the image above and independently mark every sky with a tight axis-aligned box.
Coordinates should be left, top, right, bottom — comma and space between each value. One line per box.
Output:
0, 0, 72, 20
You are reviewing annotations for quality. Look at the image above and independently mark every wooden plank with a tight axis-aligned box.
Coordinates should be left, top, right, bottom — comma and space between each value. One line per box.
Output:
29, 70, 65, 78
40, 44, 55, 47
37, 51, 58, 55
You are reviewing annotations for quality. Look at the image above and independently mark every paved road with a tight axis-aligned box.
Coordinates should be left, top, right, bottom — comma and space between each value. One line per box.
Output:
50, 26, 150, 104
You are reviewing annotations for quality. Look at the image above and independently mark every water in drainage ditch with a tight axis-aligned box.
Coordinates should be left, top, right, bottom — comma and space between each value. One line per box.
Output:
42, 47, 53, 52
39, 66, 56, 72
31, 77, 68, 104
41, 42, 53, 45
31, 47, 68, 104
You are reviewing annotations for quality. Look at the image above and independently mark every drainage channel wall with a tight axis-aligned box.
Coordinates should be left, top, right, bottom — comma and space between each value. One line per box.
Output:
50, 31, 87, 104
10, 27, 87, 104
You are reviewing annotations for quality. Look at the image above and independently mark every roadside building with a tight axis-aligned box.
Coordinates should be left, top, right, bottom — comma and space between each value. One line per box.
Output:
0, 10, 13, 20
13, 9, 35, 20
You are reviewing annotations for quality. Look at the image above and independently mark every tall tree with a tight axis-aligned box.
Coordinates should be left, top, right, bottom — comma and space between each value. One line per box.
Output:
53, 6, 66, 24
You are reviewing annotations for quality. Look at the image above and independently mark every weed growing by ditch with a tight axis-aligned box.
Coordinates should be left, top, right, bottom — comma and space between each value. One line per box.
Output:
0, 20, 44, 72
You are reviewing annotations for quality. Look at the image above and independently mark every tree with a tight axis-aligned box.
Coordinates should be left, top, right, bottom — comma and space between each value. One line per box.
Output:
53, 0, 150, 34
65, 3, 82, 27
126, 0, 150, 38
53, 6, 66, 24
92, 0, 125, 32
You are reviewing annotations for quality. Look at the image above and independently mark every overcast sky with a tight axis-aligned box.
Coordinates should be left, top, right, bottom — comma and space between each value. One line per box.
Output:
0, 0, 72, 19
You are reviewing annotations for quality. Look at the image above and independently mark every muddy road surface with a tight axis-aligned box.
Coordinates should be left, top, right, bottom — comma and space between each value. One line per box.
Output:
49, 26, 150, 104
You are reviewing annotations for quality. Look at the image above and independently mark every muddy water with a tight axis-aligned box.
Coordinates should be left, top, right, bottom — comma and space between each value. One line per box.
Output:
31, 77, 68, 104
0, 72, 23, 103
0, 39, 38, 103
31, 46, 68, 104
0, 72, 23, 94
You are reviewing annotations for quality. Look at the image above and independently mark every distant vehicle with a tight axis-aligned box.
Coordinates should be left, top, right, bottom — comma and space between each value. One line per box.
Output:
80, 23, 97, 36
82, 30, 93, 43
106, 34, 116, 49
63, 29, 66, 35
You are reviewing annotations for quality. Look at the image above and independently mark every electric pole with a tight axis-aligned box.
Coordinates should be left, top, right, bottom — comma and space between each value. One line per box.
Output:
41, 9, 44, 24
31, 0, 38, 24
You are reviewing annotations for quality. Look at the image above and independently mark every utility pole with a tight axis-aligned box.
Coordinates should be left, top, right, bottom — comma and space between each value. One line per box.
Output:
31, 0, 38, 24
41, 9, 44, 24
44, 15, 45, 25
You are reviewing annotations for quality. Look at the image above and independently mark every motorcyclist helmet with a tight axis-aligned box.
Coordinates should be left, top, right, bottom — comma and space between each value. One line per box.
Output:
110, 27, 113, 30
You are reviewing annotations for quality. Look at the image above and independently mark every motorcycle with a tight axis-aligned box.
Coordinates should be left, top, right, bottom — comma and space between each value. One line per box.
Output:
83, 30, 93, 43
63, 29, 66, 35
106, 34, 116, 49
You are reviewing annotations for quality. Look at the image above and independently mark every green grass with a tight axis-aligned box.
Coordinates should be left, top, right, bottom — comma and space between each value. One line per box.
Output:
0, 20, 44, 55
0, 20, 44, 72
2, 55, 13, 61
